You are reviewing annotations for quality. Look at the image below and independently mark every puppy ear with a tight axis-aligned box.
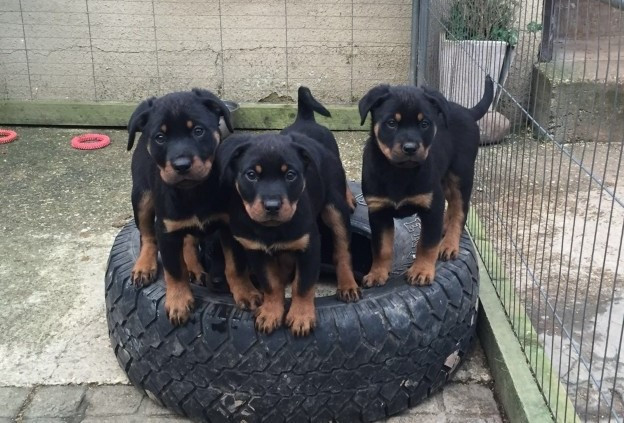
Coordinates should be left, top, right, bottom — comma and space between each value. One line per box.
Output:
216, 134, 251, 182
127, 97, 155, 151
358, 85, 390, 125
289, 133, 322, 172
192, 88, 234, 134
422, 86, 450, 128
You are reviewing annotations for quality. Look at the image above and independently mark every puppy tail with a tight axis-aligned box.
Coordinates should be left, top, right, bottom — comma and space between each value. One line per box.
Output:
296, 86, 331, 122
468, 75, 494, 121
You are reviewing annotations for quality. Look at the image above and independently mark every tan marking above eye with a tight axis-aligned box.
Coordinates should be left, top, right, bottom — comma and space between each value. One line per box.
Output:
417, 113, 424, 121
281, 164, 287, 172
394, 113, 402, 122
160, 124, 167, 133
255, 165, 262, 174
187, 120, 193, 129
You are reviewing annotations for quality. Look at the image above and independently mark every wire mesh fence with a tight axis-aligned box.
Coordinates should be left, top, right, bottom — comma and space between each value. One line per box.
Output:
415, 0, 623, 421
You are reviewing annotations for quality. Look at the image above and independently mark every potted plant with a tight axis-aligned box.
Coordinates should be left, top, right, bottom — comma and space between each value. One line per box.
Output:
439, 0, 518, 109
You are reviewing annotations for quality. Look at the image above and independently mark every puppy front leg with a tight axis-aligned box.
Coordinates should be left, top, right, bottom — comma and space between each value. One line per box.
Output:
407, 195, 444, 286
439, 173, 469, 261
321, 202, 361, 302
252, 253, 286, 334
285, 231, 320, 336
131, 191, 158, 286
183, 234, 209, 285
363, 209, 395, 287
221, 230, 263, 310
159, 230, 194, 325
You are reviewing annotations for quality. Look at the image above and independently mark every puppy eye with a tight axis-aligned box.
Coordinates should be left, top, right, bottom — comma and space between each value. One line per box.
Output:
245, 170, 258, 181
155, 133, 166, 144
193, 126, 205, 137
386, 119, 398, 128
285, 170, 297, 181
420, 120, 430, 129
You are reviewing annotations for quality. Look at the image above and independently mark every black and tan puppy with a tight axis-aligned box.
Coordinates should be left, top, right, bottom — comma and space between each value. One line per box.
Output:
218, 130, 357, 336
281, 86, 361, 302
127, 88, 233, 325
282, 86, 357, 211
359, 76, 493, 287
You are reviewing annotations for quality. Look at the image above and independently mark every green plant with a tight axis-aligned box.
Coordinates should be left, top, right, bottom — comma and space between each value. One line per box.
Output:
445, 0, 519, 46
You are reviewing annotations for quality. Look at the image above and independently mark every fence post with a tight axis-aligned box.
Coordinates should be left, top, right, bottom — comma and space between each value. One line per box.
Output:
409, 0, 430, 86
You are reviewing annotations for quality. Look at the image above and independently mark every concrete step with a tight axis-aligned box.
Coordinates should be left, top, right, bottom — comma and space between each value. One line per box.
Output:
529, 45, 623, 143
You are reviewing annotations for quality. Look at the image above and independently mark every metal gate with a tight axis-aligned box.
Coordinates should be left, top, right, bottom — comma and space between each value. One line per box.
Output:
413, 0, 624, 421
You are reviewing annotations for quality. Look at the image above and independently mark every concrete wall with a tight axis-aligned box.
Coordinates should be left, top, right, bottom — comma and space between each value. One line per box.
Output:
0, 0, 412, 104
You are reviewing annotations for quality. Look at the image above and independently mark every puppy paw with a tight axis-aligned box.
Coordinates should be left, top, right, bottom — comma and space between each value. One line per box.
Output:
438, 239, 459, 261
336, 286, 362, 303
165, 287, 195, 326
233, 288, 263, 311
362, 269, 389, 288
254, 304, 283, 334
188, 268, 210, 286
406, 263, 435, 286
285, 309, 316, 337
131, 261, 157, 287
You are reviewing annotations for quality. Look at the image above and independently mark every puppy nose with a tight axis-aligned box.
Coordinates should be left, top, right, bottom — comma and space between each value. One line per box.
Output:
402, 143, 418, 155
172, 157, 192, 174
263, 198, 282, 213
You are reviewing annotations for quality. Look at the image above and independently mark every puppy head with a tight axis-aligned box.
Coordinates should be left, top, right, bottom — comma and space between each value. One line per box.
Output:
218, 133, 318, 226
127, 89, 233, 187
359, 84, 450, 168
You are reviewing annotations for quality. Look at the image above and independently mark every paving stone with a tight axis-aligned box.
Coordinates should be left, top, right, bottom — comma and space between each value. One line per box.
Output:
386, 413, 446, 423
0, 386, 30, 418
443, 384, 500, 417
447, 417, 503, 423
22, 385, 86, 419
82, 416, 187, 422
452, 342, 493, 384
385, 395, 445, 422
85, 385, 144, 416
138, 396, 178, 416
22, 419, 67, 423
409, 395, 444, 414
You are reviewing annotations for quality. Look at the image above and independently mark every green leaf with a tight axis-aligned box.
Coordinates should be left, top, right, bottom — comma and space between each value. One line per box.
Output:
527, 21, 543, 32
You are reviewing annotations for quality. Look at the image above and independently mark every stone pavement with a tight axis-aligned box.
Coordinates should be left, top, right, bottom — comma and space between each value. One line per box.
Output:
3, 343, 504, 422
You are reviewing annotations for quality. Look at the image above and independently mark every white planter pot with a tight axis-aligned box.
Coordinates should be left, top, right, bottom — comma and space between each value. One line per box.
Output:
439, 35, 508, 109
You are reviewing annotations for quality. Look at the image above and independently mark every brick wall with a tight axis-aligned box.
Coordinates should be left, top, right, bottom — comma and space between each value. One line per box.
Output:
0, 0, 412, 104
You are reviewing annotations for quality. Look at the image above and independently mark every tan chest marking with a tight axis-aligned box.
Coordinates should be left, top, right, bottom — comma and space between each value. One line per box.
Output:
163, 214, 228, 233
234, 234, 310, 254
365, 193, 433, 212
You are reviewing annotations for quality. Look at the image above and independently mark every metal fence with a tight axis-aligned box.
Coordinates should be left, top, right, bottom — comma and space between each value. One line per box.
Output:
414, 0, 623, 421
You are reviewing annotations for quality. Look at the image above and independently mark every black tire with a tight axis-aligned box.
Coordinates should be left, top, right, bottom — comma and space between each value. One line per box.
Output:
105, 182, 479, 422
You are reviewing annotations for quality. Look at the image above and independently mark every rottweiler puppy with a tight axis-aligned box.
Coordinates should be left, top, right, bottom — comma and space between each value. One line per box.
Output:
281, 86, 361, 303
358, 76, 493, 287
217, 129, 356, 336
282, 86, 357, 211
127, 88, 235, 325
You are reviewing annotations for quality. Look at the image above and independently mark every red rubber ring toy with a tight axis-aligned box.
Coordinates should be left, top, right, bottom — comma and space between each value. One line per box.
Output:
71, 133, 110, 150
0, 129, 18, 144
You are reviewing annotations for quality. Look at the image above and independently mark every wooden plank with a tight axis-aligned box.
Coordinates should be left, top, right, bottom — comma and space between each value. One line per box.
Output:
0, 101, 365, 131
